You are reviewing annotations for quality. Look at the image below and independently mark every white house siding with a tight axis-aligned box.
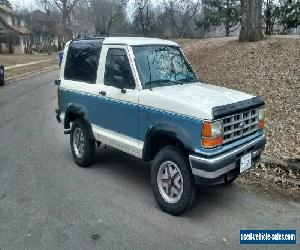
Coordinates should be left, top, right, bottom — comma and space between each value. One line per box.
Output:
13, 35, 24, 54
289, 27, 300, 35
6, 14, 11, 25
0, 5, 31, 54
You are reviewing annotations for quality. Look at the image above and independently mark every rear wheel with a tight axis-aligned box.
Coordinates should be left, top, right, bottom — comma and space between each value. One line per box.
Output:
70, 119, 95, 168
151, 146, 196, 215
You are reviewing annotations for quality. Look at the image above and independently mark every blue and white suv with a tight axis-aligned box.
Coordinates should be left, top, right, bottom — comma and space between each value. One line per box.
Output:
55, 37, 266, 215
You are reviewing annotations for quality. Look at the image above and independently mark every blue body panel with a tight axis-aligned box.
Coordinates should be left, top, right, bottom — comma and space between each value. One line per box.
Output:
59, 88, 202, 150
58, 51, 64, 65
139, 105, 202, 150
59, 88, 264, 156
59, 88, 139, 139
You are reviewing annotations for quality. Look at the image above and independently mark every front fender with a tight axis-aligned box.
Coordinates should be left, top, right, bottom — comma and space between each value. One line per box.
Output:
142, 121, 193, 161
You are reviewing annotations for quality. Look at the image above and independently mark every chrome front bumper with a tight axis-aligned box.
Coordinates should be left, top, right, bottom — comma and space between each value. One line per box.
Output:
189, 134, 266, 179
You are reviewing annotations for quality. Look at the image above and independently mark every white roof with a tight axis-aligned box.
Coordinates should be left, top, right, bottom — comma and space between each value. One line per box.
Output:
103, 37, 178, 46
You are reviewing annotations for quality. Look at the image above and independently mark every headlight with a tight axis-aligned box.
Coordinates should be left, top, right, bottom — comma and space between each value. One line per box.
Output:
259, 108, 265, 120
258, 108, 265, 129
202, 120, 223, 148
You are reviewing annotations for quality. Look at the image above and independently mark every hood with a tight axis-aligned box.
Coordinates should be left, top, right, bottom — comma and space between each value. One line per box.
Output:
153, 82, 253, 109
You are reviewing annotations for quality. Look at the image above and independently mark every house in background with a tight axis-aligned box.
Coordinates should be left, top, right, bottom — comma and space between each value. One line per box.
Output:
28, 10, 62, 53
0, 2, 31, 54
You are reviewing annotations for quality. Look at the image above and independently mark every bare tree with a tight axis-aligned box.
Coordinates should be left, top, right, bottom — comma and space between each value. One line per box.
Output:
239, 0, 263, 42
263, 0, 279, 36
196, 0, 242, 37
71, 2, 95, 37
54, 0, 83, 41
162, 0, 201, 38
86, 0, 128, 36
132, 0, 154, 36
37, 0, 84, 42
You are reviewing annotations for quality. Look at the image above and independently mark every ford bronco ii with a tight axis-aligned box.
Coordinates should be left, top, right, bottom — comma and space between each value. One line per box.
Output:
55, 37, 266, 215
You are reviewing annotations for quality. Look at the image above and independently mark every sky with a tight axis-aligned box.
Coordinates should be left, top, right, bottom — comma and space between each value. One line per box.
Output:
9, 0, 137, 12
9, 0, 39, 10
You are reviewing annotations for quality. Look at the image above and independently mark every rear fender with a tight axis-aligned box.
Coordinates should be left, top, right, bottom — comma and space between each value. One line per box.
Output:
64, 104, 94, 140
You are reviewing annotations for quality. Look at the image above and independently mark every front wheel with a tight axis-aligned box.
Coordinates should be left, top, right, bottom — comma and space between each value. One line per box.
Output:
224, 174, 238, 185
151, 146, 196, 215
70, 119, 95, 168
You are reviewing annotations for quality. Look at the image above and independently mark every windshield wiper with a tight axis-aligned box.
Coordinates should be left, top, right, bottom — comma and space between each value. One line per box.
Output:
144, 79, 183, 88
178, 76, 198, 83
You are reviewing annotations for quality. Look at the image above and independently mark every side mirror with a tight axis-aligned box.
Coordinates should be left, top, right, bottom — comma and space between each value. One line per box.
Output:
54, 79, 61, 86
121, 88, 126, 94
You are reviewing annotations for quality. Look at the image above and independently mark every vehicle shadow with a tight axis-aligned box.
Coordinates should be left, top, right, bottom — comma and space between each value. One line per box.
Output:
91, 145, 238, 218
92, 145, 151, 187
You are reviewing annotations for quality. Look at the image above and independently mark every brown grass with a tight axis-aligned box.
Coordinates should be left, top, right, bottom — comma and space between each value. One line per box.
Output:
0, 54, 56, 67
179, 36, 300, 161
5, 61, 58, 79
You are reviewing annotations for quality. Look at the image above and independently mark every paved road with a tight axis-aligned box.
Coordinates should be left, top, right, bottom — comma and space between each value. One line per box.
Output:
0, 71, 299, 249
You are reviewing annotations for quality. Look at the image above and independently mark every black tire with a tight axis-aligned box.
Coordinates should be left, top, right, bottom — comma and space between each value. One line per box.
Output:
151, 146, 196, 216
224, 169, 239, 185
224, 174, 238, 185
70, 119, 95, 168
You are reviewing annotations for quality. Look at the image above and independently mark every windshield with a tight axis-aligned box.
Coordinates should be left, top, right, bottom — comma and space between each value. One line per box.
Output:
132, 45, 198, 89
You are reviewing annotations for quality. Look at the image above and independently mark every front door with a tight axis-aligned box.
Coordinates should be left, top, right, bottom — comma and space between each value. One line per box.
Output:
96, 45, 141, 157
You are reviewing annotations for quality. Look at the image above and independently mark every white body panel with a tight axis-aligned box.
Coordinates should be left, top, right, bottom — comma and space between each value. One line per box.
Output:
139, 82, 253, 120
103, 37, 178, 47
92, 125, 143, 158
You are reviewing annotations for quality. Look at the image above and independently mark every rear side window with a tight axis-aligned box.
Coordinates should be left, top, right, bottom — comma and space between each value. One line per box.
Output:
64, 40, 102, 83
104, 48, 135, 89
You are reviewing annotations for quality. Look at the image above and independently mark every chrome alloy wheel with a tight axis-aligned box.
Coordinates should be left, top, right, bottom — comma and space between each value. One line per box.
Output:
157, 161, 183, 204
73, 127, 85, 158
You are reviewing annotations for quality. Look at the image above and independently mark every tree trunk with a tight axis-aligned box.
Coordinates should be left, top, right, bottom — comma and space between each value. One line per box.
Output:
265, 0, 272, 36
239, 0, 263, 42
225, 0, 230, 37
62, 13, 68, 44
225, 24, 230, 37
9, 43, 13, 54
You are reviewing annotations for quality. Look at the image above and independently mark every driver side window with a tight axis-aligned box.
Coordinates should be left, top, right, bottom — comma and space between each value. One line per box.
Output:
104, 48, 135, 89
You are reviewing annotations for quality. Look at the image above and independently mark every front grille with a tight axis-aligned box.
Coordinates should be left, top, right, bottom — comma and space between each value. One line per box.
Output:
222, 108, 259, 143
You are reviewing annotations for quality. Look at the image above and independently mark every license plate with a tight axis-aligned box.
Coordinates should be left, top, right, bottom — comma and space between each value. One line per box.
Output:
240, 153, 252, 173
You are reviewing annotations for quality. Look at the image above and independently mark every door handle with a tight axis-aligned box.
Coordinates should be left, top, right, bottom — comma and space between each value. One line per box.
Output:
99, 91, 106, 96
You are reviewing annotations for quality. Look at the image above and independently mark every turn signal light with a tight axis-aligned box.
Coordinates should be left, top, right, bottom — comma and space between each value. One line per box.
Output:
202, 122, 213, 137
202, 120, 223, 148
202, 135, 223, 148
258, 108, 265, 129
258, 119, 265, 129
